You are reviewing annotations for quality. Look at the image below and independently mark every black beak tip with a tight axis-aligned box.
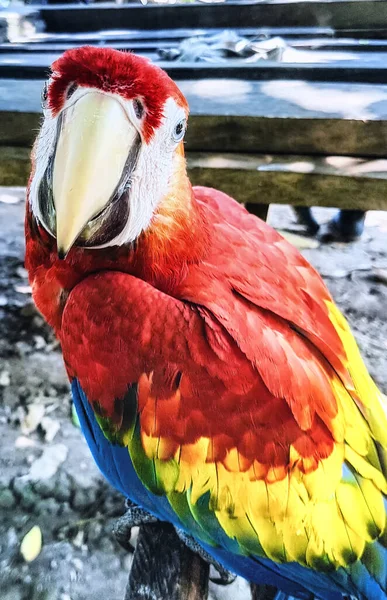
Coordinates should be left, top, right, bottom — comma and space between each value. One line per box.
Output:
57, 247, 67, 260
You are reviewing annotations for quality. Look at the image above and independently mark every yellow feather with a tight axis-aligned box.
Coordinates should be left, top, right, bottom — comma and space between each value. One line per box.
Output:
327, 301, 387, 447
331, 377, 370, 456
351, 474, 386, 535
282, 522, 309, 565
302, 443, 344, 501
336, 480, 379, 542
139, 299, 387, 573
141, 431, 159, 458
345, 445, 387, 494
215, 509, 265, 557
305, 500, 361, 568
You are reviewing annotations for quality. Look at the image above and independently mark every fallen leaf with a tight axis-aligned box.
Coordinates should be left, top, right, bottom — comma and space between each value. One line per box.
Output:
27, 444, 68, 481
21, 404, 45, 435
20, 525, 42, 562
277, 230, 320, 249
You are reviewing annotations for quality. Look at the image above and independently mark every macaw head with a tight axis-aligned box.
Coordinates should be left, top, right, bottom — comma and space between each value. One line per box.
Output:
28, 46, 190, 258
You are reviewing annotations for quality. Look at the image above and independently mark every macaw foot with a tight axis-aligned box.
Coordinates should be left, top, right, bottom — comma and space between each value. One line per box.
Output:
175, 528, 237, 586
318, 210, 366, 243
113, 499, 158, 552
114, 500, 236, 586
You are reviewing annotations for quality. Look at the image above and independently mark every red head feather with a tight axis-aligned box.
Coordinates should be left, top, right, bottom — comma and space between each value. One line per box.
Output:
49, 46, 188, 142
26, 47, 207, 329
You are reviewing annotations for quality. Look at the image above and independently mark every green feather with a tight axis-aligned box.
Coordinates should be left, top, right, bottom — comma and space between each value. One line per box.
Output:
95, 386, 138, 446
187, 490, 241, 554
167, 490, 216, 546
128, 420, 179, 495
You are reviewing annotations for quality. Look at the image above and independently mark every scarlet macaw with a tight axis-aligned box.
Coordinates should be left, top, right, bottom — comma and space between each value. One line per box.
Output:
25, 47, 387, 600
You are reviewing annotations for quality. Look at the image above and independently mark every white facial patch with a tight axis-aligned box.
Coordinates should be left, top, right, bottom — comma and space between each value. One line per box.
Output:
29, 102, 58, 219
113, 95, 187, 246
29, 86, 187, 248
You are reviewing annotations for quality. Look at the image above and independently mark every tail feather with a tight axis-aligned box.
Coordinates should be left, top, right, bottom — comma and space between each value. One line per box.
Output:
347, 553, 386, 600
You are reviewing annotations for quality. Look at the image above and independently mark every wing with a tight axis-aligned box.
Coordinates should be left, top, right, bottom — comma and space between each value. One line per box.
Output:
61, 228, 387, 598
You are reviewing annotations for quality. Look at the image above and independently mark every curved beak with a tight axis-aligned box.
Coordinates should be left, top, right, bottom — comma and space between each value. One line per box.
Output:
52, 92, 139, 257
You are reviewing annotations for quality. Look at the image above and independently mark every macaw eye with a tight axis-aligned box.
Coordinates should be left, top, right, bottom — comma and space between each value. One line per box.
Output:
173, 118, 186, 142
41, 82, 48, 108
67, 83, 77, 99
133, 98, 144, 120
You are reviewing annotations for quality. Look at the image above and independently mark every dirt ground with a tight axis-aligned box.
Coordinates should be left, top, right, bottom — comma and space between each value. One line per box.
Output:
0, 186, 386, 600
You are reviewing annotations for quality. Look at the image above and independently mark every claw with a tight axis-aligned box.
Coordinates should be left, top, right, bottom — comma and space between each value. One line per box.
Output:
114, 501, 236, 586
113, 499, 158, 552
175, 528, 236, 586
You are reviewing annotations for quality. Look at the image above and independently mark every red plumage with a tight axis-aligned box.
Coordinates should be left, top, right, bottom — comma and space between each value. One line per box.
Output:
26, 183, 348, 478
25, 50, 387, 598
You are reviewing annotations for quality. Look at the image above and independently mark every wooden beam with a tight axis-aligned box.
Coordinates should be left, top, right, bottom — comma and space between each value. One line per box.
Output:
0, 146, 30, 187
2, 27, 340, 48
3, 36, 387, 55
3, 146, 387, 211
0, 111, 40, 147
187, 153, 387, 211
2, 78, 387, 157
185, 115, 387, 159
37, 2, 387, 35
0, 27, 337, 48
4, 55, 387, 84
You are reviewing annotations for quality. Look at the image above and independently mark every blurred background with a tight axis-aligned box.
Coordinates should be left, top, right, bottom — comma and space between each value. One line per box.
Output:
0, 1, 386, 599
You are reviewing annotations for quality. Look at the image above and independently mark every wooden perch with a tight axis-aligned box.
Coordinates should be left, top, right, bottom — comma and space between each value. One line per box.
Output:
125, 522, 209, 600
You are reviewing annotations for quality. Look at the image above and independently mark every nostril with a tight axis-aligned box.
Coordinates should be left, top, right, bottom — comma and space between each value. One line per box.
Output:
133, 98, 144, 120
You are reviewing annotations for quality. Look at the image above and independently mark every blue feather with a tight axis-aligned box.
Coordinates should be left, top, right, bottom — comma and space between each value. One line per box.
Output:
72, 379, 384, 600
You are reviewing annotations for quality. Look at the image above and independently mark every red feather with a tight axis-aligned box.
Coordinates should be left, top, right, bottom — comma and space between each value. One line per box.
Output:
26, 182, 354, 479
49, 47, 187, 142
